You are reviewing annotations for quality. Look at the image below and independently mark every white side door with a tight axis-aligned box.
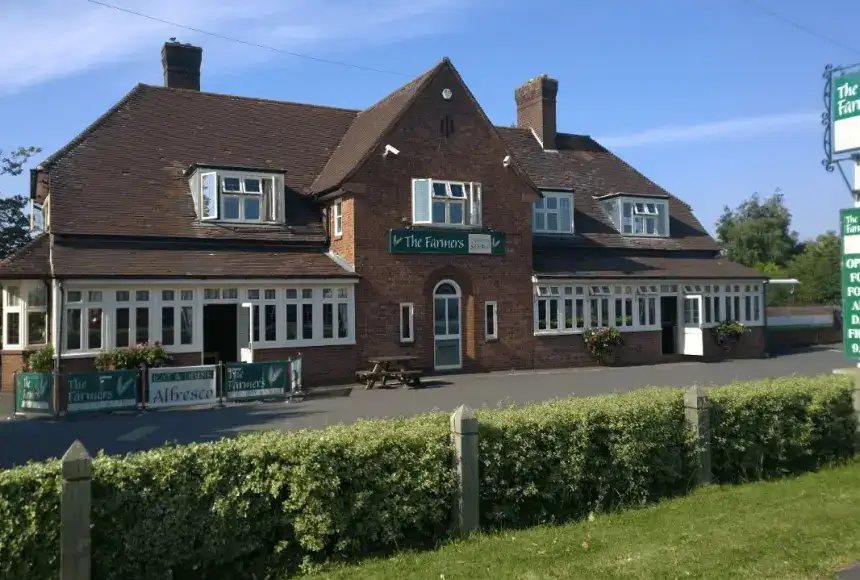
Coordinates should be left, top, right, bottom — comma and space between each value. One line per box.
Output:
681, 295, 704, 356
239, 302, 254, 363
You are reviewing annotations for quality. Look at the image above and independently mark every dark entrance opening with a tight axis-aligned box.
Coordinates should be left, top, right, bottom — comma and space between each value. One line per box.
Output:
203, 304, 238, 364
660, 296, 678, 355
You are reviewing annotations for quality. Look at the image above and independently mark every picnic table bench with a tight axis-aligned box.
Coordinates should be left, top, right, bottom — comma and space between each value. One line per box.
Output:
356, 355, 423, 389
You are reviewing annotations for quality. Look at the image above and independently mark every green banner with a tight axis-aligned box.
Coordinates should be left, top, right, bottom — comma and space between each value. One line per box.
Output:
15, 372, 54, 415
841, 207, 860, 359
66, 370, 139, 413
224, 361, 289, 401
389, 229, 505, 256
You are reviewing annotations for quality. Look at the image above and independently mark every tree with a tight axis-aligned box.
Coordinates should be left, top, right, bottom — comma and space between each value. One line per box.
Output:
716, 189, 800, 268
785, 232, 841, 305
755, 261, 793, 306
0, 146, 40, 259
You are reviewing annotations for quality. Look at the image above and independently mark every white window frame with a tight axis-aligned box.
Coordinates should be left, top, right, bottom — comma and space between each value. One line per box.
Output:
332, 199, 343, 237
400, 302, 415, 344
247, 288, 280, 344
193, 169, 283, 224
533, 190, 574, 234
320, 287, 350, 341
2, 283, 50, 349
3, 285, 22, 348
603, 196, 669, 237
484, 301, 498, 341
113, 290, 152, 348
411, 178, 482, 227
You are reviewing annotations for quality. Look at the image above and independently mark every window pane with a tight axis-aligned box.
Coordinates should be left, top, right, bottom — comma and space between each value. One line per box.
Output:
337, 303, 349, 339
27, 311, 46, 344
648, 297, 657, 326
575, 299, 585, 328
223, 288, 238, 299
537, 300, 547, 330
534, 212, 545, 231
223, 196, 240, 219
161, 307, 175, 346
180, 306, 193, 345
448, 297, 460, 334
432, 182, 447, 197
136, 290, 149, 302
162, 290, 175, 301
248, 289, 260, 300
223, 177, 241, 191
615, 298, 623, 326
286, 304, 298, 340
624, 297, 633, 326
6, 286, 20, 306
88, 291, 102, 302
714, 297, 721, 322
545, 196, 558, 210
135, 307, 149, 344
252, 305, 260, 342
66, 309, 81, 350
704, 297, 712, 323
486, 303, 496, 335
546, 213, 558, 231
449, 183, 465, 198
302, 304, 313, 340
601, 298, 609, 326
449, 202, 464, 225
116, 291, 130, 302
559, 197, 572, 232
548, 299, 558, 330
301, 289, 313, 300
201, 173, 217, 218
28, 286, 47, 307
116, 307, 130, 348
244, 197, 261, 221
204, 288, 220, 300
181, 290, 194, 301
753, 296, 761, 321
733, 297, 741, 321
400, 305, 412, 340
6, 312, 20, 345
436, 298, 447, 334
244, 178, 261, 193
564, 299, 573, 329
638, 297, 646, 326
323, 303, 334, 339
744, 296, 751, 321
622, 202, 632, 218
88, 308, 103, 349
66, 291, 82, 303
589, 299, 599, 327
264, 289, 276, 300
265, 305, 277, 341
431, 201, 446, 223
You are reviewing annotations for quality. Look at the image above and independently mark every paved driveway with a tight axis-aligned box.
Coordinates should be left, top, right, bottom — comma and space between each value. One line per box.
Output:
0, 347, 850, 469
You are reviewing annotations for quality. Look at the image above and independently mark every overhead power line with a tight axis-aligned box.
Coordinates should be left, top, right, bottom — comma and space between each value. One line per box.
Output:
736, 0, 860, 57
85, 0, 415, 77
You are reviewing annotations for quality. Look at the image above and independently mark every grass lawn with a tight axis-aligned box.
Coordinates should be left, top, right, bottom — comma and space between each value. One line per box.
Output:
307, 458, 860, 580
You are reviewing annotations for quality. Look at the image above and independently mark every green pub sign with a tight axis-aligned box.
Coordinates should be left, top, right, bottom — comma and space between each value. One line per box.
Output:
224, 361, 289, 402
388, 229, 506, 256
841, 208, 860, 358
66, 370, 139, 413
15, 372, 54, 415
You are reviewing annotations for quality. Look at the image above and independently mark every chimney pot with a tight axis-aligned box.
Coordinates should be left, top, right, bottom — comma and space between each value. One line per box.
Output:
514, 74, 558, 150
161, 40, 202, 91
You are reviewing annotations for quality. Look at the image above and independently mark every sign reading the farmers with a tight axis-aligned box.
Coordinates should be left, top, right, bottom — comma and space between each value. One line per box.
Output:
15, 372, 53, 414
841, 207, 860, 358
833, 71, 860, 154
224, 361, 289, 401
147, 365, 218, 409
66, 370, 139, 413
389, 229, 506, 256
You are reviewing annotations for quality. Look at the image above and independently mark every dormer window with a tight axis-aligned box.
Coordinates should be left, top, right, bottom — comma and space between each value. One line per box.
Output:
192, 169, 284, 224
533, 190, 574, 234
602, 195, 669, 237
412, 178, 482, 227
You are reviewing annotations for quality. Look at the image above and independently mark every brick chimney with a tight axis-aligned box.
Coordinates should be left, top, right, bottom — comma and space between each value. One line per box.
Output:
514, 74, 558, 150
161, 39, 202, 90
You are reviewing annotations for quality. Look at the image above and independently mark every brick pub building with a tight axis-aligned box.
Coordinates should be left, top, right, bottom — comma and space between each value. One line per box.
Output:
0, 42, 767, 390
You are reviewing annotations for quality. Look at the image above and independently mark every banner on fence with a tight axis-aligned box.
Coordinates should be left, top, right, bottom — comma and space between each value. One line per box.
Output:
224, 361, 289, 402
66, 370, 139, 413
291, 356, 303, 392
15, 372, 54, 415
147, 365, 218, 409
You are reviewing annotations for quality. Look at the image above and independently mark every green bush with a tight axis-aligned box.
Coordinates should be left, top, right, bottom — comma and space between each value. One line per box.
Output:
0, 375, 856, 579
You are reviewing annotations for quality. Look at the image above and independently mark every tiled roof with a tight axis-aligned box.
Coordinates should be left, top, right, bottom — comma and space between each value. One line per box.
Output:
0, 234, 51, 279
50, 237, 356, 279
497, 127, 720, 252
533, 249, 766, 280
44, 84, 358, 241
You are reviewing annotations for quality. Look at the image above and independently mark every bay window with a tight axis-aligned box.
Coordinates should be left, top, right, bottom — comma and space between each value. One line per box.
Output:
533, 190, 574, 234
193, 169, 283, 224
412, 178, 482, 226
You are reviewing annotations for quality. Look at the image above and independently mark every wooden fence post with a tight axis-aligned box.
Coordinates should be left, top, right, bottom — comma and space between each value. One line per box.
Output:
61, 440, 92, 580
684, 385, 712, 486
450, 405, 479, 536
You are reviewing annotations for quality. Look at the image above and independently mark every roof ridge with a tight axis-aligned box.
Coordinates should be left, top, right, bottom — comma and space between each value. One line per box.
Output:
139, 83, 362, 114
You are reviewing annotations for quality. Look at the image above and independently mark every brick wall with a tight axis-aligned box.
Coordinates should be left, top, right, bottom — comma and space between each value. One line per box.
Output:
703, 326, 766, 361
329, 195, 355, 265
254, 345, 358, 386
0, 352, 26, 393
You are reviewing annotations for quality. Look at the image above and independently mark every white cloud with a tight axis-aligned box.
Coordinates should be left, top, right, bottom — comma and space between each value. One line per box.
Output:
597, 111, 819, 148
0, 0, 466, 93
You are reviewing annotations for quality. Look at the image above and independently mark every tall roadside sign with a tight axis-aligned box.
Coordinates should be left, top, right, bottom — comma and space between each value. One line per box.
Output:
841, 209, 860, 358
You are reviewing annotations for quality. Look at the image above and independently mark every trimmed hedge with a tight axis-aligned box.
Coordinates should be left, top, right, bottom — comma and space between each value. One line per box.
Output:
0, 375, 856, 579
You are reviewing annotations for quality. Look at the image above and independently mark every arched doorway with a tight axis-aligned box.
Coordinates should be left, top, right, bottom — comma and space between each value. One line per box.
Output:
433, 280, 462, 370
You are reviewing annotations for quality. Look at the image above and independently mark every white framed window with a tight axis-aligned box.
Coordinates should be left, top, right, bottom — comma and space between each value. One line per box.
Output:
533, 190, 574, 234
194, 170, 282, 224
332, 199, 343, 237
285, 288, 315, 341
25, 285, 48, 346
613, 286, 635, 329
603, 196, 669, 237
412, 178, 482, 226
4, 286, 21, 347
114, 290, 150, 347
160, 290, 194, 347
485, 301, 498, 341
321, 287, 350, 340
400, 302, 414, 344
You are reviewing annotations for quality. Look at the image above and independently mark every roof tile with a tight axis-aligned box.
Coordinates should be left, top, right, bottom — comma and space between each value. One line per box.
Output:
0, 234, 51, 279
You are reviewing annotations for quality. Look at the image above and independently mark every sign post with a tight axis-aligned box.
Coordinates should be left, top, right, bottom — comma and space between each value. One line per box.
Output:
841, 208, 860, 359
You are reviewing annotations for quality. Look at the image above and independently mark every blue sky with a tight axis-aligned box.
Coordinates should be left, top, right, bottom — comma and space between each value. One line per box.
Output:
1, 0, 857, 239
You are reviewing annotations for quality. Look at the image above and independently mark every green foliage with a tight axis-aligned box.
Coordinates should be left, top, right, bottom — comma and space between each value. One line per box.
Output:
755, 261, 794, 306
22, 343, 54, 372
582, 327, 624, 362
0, 376, 855, 579
0, 146, 40, 259
716, 190, 799, 268
709, 375, 856, 482
93, 343, 173, 370
712, 320, 750, 345
785, 232, 840, 305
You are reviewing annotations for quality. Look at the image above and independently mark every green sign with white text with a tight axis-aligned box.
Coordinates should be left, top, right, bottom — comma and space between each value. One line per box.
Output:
833, 71, 860, 153
66, 370, 139, 413
388, 229, 505, 256
15, 372, 54, 415
840, 208, 860, 359
224, 361, 289, 401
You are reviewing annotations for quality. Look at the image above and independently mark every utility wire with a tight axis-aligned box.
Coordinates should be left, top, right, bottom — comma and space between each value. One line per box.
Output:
85, 0, 415, 77
736, 0, 860, 57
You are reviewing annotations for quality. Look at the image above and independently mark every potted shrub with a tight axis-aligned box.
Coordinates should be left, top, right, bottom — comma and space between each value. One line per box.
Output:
582, 327, 624, 365
23, 344, 54, 372
712, 320, 750, 351
93, 343, 172, 371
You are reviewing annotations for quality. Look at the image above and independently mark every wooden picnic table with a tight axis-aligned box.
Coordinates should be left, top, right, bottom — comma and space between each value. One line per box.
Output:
357, 355, 423, 389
